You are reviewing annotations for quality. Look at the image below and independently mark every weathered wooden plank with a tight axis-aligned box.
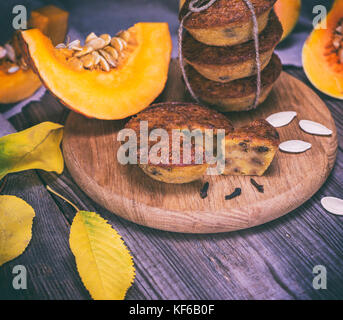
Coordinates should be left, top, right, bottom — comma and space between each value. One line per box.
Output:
0, 171, 89, 300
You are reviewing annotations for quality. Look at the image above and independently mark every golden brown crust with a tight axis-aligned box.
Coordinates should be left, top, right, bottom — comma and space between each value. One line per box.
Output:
182, 11, 282, 66
228, 119, 280, 147
180, 0, 276, 28
125, 102, 234, 167
187, 53, 282, 99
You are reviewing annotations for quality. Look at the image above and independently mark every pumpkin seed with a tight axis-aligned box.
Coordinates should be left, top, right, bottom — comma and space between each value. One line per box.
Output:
68, 40, 81, 49
7, 65, 20, 74
81, 53, 95, 69
279, 140, 312, 153
85, 32, 97, 44
75, 46, 93, 57
99, 49, 117, 68
4, 43, 16, 62
56, 43, 67, 49
266, 111, 297, 128
111, 37, 126, 52
99, 34, 111, 46
117, 30, 130, 42
98, 55, 110, 72
321, 197, 343, 216
86, 37, 106, 51
0, 46, 7, 59
104, 46, 119, 60
299, 120, 333, 136
92, 51, 101, 66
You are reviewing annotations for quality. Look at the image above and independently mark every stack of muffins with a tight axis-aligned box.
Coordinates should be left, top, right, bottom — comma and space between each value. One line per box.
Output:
179, 0, 283, 112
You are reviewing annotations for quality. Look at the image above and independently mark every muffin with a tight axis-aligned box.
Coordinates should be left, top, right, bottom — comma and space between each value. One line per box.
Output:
125, 102, 234, 184
182, 11, 283, 82
224, 119, 280, 176
186, 53, 282, 111
179, 0, 277, 46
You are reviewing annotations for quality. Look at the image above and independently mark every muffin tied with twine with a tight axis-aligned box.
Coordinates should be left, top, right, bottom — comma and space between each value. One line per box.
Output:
178, 0, 283, 112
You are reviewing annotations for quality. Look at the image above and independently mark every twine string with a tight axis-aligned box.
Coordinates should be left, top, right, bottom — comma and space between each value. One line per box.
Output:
179, 0, 261, 109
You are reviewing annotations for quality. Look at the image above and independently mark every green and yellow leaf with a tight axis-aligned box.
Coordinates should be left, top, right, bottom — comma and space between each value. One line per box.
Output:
0, 122, 64, 181
70, 211, 135, 300
0, 195, 35, 267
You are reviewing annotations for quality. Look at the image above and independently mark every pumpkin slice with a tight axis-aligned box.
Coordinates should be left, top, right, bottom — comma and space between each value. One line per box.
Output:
0, 5, 69, 104
274, 0, 301, 41
20, 23, 172, 120
302, 0, 343, 99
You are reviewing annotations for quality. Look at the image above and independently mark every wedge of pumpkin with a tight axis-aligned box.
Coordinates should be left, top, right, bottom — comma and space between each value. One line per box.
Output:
20, 23, 172, 120
0, 5, 69, 104
302, 0, 343, 99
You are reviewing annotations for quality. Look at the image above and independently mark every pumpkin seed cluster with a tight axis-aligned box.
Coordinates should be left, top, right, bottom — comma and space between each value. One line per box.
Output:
56, 30, 131, 72
0, 41, 28, 74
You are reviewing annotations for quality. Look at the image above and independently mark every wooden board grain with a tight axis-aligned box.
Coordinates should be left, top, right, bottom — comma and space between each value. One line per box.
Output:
63, 67, 338, 234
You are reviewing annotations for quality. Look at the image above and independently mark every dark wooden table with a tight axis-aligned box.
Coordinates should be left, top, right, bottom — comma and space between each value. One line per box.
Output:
0, 67, 342, 300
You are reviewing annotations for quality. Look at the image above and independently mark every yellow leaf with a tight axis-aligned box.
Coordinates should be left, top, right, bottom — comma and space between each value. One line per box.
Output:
70, 211, 135, 300
0, 195, 35, 267
0, 122, 64, 181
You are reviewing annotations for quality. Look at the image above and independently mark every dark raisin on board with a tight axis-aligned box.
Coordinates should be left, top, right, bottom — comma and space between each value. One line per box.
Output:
200, 182, 209, 199
250, 178, 264, 193
225, 188, 241, 200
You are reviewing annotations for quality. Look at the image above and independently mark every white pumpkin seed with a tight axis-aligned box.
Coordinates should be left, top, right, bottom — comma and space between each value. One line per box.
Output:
75, 46, 93, 57
85, 32, 97, 44
68, 40, 81, 49
321, 197, 343, 216
92, 51, 101, 65
99, 49, 116, 68
86, 37, 106, 50
0, 46, 7, 59
111, 37, 126, 52
4, 43, 16, 62
299, 120, 333, 136
81, 53, 95, 69
98, 55, 110, 72
117, 30, 130, 42
104, 46, 119, 60
279, 140, 312, 153
7, 65, 20, 74
99, 34, 111, 46
56, 43, 66, 49
266, 111, 297, 128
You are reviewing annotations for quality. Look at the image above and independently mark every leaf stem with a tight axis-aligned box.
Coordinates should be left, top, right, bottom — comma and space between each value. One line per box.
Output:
46, 185, 80, 212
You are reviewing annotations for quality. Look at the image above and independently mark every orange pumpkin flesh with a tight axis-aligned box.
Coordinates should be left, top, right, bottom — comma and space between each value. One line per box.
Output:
0, 6, 69, 104
21, 23, 172, 120
274, 0, 301, 41
302, 0, 343, 99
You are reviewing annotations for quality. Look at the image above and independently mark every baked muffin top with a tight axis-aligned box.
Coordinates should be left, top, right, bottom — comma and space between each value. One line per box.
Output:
187, 53, 282, 99
182, 11, 282, 66
125, 102, 234, 166
180, 0, 276, 28
227, 119, 280, 147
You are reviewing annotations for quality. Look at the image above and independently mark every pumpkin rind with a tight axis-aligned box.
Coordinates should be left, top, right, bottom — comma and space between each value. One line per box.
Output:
20, 23, 172, 119
302, 0, 343, 99
274, 0, 301, 41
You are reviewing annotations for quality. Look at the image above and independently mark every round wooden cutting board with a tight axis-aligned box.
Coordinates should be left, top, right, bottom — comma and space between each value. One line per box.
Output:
63, 66, 338, 233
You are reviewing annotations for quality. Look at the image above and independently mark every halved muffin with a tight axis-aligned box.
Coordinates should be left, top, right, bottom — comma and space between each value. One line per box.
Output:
124, 102, 234, 184
186, 53, 282, 111
182, 11, 283, 83
224, 119, 280, 176
179, 0, 276, 46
